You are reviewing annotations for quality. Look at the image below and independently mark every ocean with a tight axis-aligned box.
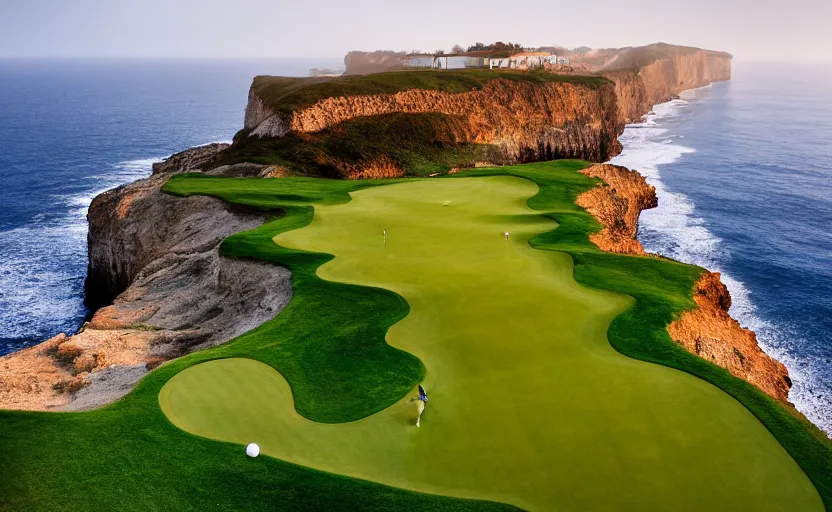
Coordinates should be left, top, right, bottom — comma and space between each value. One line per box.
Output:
0, 60, 829, 434
611, 61, 832, 435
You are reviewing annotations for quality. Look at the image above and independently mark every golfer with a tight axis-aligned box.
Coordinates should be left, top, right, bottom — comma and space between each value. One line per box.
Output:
409, 384, 428, 427
504, 231, 510, 240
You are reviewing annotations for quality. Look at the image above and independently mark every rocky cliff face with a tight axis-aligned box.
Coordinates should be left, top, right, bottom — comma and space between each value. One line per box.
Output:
85, 143, 230, 309
244, 79, 624, 164
576, 164, 792, 402
0, 144, 292, 411
603, 50, 732, 123
667, 272, 792, 401
342, 44, 733, 125
576, 164, 657, 254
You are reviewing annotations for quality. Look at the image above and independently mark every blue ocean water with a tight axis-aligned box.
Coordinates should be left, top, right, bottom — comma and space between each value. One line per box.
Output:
611, 62, 832, 435
0, 58, 338, 355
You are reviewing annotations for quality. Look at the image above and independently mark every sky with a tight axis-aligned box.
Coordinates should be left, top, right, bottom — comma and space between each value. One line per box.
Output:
1, 0, 831, 61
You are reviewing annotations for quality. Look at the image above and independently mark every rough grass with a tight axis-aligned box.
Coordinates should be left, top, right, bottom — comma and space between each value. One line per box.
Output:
0, 161, 830, 511
252, 69, 612, 114
217, 113, 500, 178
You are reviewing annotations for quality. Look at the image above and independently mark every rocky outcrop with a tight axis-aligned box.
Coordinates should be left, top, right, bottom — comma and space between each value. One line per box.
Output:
576, 163, 791, 402
245, 79, 624, 163
576, 164, 657, 254
667, 273, 792, 401
0, 145, 293, 411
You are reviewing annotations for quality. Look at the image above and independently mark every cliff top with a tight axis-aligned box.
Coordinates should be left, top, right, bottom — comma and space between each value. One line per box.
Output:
251, 69, 611, 114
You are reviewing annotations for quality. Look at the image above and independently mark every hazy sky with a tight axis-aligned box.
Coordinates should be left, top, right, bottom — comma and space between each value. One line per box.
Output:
1, 0, 830, 61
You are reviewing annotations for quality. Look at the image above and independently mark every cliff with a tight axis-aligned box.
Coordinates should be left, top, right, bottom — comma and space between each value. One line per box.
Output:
0, 145, 293, 411
600, 44, 732, 122
667, 272, 792, 401
239, 71, 623, 174
342, 43, 733, 125
576, 164, 792, 402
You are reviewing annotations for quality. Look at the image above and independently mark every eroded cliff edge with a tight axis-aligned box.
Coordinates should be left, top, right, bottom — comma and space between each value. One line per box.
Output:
577, 164, 792, 402
343, 44, 733, 125
0, 144, 292, 411
242, 73, 623, 168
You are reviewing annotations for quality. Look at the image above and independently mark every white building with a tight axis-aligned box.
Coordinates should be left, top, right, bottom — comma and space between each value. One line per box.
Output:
489, 52, 557, 70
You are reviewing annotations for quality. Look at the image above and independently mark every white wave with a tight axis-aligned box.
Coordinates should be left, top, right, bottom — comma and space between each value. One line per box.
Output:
609, 89, 831, 436
194, 139, 233, 147
114, 157, 161, 173
0, 223, 88, 346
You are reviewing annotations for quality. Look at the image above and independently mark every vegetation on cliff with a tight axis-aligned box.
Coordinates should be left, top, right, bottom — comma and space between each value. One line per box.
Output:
219, 113, 498, 178
2, 161, 830, 510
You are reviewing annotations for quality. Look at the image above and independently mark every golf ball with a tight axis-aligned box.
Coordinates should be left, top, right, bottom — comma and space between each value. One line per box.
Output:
246, 443, 260, 457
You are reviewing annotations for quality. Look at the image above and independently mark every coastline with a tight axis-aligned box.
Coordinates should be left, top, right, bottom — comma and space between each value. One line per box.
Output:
610, 83, 829, 436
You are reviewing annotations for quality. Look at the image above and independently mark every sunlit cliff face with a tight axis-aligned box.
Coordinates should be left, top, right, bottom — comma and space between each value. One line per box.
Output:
245, 79, 624, 164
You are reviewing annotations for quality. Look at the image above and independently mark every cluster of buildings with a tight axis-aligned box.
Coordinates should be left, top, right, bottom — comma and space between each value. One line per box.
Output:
403, 51, 570, 71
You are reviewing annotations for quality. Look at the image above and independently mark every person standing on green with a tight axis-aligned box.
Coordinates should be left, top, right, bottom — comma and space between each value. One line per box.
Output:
409, 384, 428, 427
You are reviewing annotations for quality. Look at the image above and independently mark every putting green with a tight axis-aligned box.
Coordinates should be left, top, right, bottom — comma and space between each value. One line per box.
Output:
160, 177, 821, 511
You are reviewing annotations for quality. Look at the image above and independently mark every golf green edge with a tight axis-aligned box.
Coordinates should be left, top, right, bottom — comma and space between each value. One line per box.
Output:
0, 160, 828, 511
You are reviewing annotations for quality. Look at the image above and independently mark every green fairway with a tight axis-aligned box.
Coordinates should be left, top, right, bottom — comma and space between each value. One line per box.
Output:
159, 177, 821, 511
3, 162, 830, 511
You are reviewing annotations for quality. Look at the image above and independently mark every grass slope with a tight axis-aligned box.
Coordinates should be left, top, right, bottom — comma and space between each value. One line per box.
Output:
252, 70, 611, 115
0, 161, 829, 511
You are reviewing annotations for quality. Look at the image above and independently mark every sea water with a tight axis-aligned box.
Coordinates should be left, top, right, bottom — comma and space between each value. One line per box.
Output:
610, 61, 832, 436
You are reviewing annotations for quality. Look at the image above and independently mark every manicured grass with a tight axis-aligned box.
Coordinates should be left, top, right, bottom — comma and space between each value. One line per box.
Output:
1, 161, 830, 511
160, 175, 821, 511
252, 70, 612, 115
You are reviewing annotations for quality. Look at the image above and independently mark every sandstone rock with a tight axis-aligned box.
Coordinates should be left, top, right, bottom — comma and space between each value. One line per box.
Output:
245, 79, 624, 164
576, 164, 657, 255
576, 164, 791, 402
668, 272, 792, 402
